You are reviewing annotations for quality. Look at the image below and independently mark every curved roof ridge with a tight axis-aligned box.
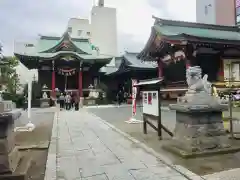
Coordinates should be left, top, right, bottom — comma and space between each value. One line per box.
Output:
153, 16, 239, 32
39, 31, 90, 54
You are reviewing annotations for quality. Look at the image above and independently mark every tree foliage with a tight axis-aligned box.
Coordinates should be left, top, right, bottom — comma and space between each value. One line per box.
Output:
1, 56, 20, 93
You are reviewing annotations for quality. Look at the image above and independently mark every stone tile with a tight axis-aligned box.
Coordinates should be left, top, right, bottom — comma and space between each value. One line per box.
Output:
72, 139, 91, 151
79, 164, 105, 178
160, 176, 188, 180
129, 166, 181, 179
121, 160, 147, 170
57, 156, 81, 179
44, 110, 199, 180
148, 165, 180, 177
45, 154, 57, 180
130, 168, 167, 180
103, 164, 136, 180
82, 173, 109, 180
189, 176, 205, 180
57, 149, 76, 157
90, 144, 110, 155
130, 148, 162, 167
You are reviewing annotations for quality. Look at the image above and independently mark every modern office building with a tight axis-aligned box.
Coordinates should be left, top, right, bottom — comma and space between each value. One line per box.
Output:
196, 0, 235, 26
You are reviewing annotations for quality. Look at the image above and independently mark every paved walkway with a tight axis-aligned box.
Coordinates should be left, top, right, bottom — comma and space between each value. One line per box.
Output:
45, 110, 204, 180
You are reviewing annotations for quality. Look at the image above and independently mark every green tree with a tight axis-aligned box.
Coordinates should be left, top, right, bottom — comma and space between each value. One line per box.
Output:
1, 56, 20, 93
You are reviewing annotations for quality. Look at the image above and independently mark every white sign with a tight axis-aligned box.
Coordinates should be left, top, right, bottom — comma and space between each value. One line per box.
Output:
142, 91, 159, 116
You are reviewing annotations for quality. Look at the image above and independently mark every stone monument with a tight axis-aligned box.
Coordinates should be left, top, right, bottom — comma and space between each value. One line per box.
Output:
164, 66, 240, 157
40, 85, 50, 108
86, 84, 99, 105
0, 100, 25, 179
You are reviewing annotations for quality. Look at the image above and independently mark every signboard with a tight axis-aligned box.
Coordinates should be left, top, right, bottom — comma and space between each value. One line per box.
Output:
142, 91, 159, 116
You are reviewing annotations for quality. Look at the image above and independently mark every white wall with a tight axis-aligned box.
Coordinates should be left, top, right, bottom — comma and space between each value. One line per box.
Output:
67, 18, 91, 39
91, 6, 117, 57
196, 0, 216, 24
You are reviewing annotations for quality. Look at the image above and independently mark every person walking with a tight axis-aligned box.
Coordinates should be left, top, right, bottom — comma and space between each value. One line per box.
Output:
74, 94, 80, 111
59, 93, 65, 110
65, 93, 71, 110
116, 90, 123, 106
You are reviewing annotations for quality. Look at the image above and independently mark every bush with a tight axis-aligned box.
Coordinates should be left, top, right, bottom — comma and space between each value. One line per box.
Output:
2, 92, 25, 108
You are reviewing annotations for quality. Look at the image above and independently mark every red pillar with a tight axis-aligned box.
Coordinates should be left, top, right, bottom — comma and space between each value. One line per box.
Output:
157, 60, 163, 78
218, 58, 224, 81
79, 67, 83, 97
51, 60, 56, 98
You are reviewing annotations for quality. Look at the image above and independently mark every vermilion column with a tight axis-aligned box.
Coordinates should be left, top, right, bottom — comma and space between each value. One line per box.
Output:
218, 58, 224, 81
51, 60, 56, 98
157, 60, 163, 78
79, 65, 83, 97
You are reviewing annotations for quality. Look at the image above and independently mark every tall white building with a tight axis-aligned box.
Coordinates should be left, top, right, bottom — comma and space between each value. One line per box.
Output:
91, 0, 118, 57
67, 18, 91, 39
196, 0, 235, 26
66, 0, 118, 58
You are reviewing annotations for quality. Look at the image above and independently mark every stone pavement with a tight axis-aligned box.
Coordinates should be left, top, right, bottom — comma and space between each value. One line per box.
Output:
203, 168, 240, 180
45, 109, 205, 180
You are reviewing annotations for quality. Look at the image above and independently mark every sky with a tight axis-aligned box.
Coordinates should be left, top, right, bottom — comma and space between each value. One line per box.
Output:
0, 0, 196, 83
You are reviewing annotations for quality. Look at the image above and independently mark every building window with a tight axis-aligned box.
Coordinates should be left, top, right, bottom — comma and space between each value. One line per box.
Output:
204, 6, 208, 15
87, 32, 91, 36
236, 15, 240, 24
68, 27, 72, 33
237, 7, 240, 16
78, 30, 82, 36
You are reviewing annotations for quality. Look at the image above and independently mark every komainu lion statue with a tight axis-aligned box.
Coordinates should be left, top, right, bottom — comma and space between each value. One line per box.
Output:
186, 66, 212, 94
178, 66, 212, 103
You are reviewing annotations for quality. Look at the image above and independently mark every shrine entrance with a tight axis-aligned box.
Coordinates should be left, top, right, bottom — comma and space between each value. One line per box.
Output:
56, 67, 78, 91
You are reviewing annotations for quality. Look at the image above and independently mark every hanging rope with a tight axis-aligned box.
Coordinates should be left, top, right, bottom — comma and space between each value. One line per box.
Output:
57, 68, 76, 76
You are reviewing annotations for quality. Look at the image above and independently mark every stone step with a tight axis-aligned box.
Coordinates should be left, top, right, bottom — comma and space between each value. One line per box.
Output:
0, 153, 32, 180
0, 131, 15, 154
0, 147, 20, 174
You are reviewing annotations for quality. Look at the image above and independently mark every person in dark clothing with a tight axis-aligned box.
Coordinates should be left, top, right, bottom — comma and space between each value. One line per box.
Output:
59, 93, 65, 110
74, 94, 79, 111
70, 92, 74, 109
116, 90, 123, 106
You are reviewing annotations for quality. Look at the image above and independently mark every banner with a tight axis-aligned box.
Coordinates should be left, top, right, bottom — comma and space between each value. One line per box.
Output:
132, 79, 137, 116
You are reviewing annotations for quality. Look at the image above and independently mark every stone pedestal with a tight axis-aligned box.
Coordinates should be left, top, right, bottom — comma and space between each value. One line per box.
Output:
164, 92, 240, 158
0, 101, 29, 179
40, 98, 50, 108
172, 110, 229, 152
79, 97, 84, 108
0, 112, 20, 174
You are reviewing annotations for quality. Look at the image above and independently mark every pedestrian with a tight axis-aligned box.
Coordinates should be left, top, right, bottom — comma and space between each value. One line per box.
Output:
74, 94, 80, 111
117, 90, 123, 106
59, 93, 65, 110
124, 91, 128, 104
71, 92, 74, 109
65, 93, 71, 110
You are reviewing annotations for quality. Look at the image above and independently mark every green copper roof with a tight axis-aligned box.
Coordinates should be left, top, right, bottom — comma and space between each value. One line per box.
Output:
153, 17, 240, 42
36, 38, 59, 52
14, 31, 112, 63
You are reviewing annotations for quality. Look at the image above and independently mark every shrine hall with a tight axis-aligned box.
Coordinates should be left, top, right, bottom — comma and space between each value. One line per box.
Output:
14, 31, 112, 101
